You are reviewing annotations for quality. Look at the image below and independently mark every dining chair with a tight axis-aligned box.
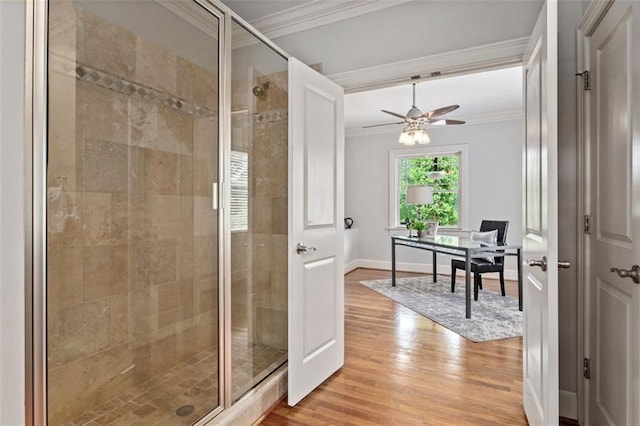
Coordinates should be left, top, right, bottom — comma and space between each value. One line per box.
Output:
451, 220, 509, 300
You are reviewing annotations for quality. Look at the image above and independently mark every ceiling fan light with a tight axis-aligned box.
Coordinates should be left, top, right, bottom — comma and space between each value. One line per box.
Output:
399, 131, 414, 145
415, 129, 430, 144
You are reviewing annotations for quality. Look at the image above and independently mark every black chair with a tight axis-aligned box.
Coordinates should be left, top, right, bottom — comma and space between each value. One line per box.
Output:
451, 220, 509, 300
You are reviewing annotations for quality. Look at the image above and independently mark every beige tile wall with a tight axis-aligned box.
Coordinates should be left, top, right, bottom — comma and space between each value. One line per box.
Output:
251, 71, 288, 351
47, 3, 220, 423
230, 68, 289, 362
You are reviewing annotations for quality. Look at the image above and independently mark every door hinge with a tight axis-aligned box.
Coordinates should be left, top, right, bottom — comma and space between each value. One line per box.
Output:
584, 214, 591, 234
584, 358, 591, 379
576, 70, 591, 91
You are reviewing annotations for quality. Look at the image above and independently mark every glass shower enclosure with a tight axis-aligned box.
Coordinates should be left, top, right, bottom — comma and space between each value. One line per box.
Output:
42, 0, 288, 424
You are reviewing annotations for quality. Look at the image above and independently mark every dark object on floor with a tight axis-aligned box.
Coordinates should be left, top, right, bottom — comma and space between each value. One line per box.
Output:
175, 405, 195, 417
451, 220, 509, 300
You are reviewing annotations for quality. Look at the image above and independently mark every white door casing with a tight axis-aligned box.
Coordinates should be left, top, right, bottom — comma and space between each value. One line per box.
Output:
586, 2, 640, 425
288, 57, 345, 406
522, 1, 559, 424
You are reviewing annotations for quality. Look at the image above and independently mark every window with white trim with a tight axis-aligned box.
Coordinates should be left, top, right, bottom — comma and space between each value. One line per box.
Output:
389, 145, 467, 229
230, 150, 249, 232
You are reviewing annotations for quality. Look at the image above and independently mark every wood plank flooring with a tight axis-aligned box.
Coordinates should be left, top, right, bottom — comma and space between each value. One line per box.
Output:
261, 268, 526, 425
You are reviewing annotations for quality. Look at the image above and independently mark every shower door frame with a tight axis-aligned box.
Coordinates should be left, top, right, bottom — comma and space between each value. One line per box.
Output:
28, 0, 231, 423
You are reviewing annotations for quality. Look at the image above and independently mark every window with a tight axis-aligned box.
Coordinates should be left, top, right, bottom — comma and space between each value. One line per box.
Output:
389, 145, 467, 229
230, 150, 249, 231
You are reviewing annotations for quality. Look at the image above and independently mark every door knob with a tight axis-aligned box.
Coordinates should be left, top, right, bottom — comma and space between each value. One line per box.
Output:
527, 256, 547, 271
610, 265, 640, 284
558, 261, 571, 269
296, 243, 317, 255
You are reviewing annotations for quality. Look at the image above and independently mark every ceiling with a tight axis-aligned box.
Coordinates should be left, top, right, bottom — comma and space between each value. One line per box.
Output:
345, 66, 522, 130
223, 0, 524, 132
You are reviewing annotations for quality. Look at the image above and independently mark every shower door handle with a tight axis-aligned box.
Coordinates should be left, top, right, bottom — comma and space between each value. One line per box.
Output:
212, 183, 218, 210
212, 182, 222, 210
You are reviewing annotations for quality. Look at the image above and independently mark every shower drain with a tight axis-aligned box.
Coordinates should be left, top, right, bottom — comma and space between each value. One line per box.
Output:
175, 405, 195, 417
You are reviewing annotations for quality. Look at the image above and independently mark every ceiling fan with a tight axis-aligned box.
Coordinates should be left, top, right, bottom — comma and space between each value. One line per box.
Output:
364, 82, 466, 129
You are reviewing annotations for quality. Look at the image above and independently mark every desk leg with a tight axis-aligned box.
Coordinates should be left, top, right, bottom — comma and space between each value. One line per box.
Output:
432, 251, 437, 282
465, 251, 471, 319
391, 239, 396, 287
517, 248, 523, 311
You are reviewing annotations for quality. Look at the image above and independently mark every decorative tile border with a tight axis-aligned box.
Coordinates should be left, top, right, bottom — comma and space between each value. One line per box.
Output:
232, 109, 288, 127
50, 54, 287, 123
253, 109, 287, 124
50, 54, 217, 118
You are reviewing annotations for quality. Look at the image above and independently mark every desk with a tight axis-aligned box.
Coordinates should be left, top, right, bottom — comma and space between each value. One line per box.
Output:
391, 235, 523, 319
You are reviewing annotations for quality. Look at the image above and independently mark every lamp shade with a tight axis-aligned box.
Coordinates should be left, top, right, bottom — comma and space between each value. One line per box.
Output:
405, 185, 433, 205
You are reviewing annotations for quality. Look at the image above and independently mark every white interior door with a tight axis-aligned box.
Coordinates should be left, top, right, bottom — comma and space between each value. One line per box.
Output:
586, 2, 640, 425
522, 2, 559, 424
288, 57, 345, 406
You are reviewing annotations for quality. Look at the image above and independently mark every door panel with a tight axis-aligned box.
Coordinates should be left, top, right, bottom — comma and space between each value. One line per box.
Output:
303, 257, 337, 359
587, 3, 640, 425
526, 57, 542, 236
596, 9, 632, 244
288, 57, 344, 406
525, 273, 544, 411
522, 2, 559, 424
596, 279, 630, 425
304, 87, 337, 228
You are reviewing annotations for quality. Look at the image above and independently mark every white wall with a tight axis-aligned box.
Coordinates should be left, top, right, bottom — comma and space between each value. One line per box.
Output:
345, 119, 523, 276
0, 1, 26, 424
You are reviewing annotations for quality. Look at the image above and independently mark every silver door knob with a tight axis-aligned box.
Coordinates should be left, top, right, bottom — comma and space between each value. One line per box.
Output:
610, 265, 640, 284
558, 261, 571, 269
527, 256, 547, 271
296, 243, 317, 255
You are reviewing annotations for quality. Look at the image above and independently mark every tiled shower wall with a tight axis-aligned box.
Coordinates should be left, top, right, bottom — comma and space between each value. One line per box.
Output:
231, 68, 288, 388
47, 2, 219, 423
250, 73, 288, 350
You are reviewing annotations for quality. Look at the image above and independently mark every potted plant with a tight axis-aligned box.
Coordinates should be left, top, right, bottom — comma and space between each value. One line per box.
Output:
411, 220, 426, 238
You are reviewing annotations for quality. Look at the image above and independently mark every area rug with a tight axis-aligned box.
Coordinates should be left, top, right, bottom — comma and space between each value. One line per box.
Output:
359, 275, 522, 342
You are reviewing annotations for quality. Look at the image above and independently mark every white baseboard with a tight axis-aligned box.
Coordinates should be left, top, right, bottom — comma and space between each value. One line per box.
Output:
344, 259, 359, 274
352, 258, 519, 281
559, 390, 578, 420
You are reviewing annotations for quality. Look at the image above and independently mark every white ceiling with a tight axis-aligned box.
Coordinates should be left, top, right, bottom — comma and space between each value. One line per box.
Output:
344, 66, 522, 129
223, 0, 537, 131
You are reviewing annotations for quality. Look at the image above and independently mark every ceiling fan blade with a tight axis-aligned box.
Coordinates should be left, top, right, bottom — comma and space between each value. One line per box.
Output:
381, 109, 408, 120
429, 119, 466, 126
421, 105, 460, 120
362, 121, 405, 129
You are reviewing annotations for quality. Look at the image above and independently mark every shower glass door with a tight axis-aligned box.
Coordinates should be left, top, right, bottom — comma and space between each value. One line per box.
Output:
46, 1, 220, 424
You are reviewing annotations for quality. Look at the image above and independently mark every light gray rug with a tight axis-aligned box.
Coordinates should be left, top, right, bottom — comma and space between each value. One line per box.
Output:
359, 275, 522, 342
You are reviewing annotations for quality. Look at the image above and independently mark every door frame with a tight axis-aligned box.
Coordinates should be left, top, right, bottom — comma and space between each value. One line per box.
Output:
576, 1, 616, 424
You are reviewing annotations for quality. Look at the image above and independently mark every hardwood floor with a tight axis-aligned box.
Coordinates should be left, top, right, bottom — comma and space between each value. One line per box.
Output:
260, 268, 525, 425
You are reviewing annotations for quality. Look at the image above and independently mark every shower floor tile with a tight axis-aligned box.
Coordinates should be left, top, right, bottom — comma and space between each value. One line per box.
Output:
70, 338, 286, 426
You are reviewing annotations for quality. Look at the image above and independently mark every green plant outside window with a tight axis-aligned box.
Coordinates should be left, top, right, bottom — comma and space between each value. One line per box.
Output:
399, 155, 460, 227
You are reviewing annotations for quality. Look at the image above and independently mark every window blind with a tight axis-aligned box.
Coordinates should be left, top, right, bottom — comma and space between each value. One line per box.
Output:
230, 150, 248, 232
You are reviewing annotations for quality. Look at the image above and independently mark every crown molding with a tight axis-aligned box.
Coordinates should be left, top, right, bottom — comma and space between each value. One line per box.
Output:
232, 0, 410, 49
329, 37, 529, 93
156, 0, 218, 37
577, 0, 614, 35
345, 110, 522, 138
